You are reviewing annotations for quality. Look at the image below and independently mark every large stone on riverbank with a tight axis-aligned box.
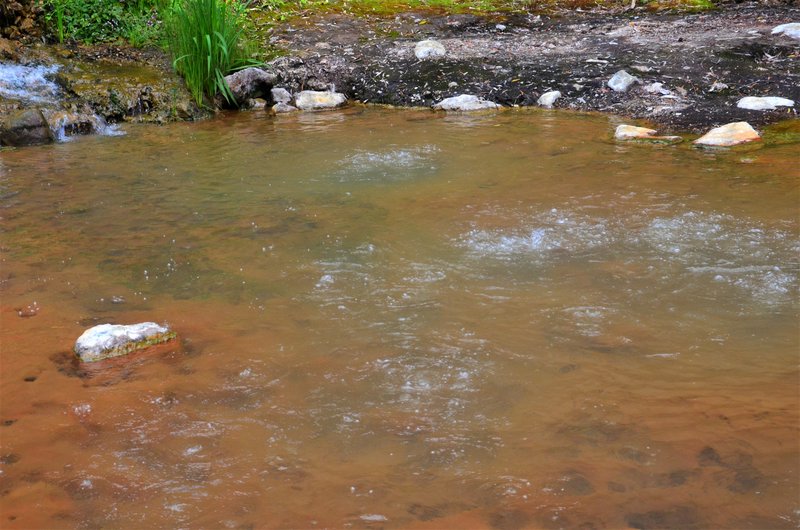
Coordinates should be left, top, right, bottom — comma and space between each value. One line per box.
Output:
736, 96, 794, 111
0, 108, 53, 146
433, 94, 499, 111
414, 40, 446, 60
223, 67, 278, 106
607, 70, 640, 92
771, 23, 800, 40
537, 91, 561, 108
295, 90, 347, 111
74, 322, 177, 362
694, 122, 760, 147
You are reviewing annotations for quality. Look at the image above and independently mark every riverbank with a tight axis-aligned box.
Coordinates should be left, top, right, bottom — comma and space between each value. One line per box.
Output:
0, 1, 798, 144
264, 1, 798, 132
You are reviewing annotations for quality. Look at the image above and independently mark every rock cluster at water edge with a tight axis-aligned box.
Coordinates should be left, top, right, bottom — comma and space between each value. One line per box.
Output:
223, 68, 277, 106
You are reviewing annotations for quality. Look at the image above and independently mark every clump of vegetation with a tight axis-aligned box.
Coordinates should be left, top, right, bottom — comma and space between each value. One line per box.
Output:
167, 0, 258, 106
39, 0, 169, 44
252, 0, 715, 19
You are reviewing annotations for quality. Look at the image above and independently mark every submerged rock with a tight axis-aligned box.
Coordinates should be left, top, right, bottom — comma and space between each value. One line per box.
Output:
272, 102, 298, 114
736, 96, 795, 111
614, 124, 681, 143
223, 67, 277, 106
294, 90, 347, 111
0, 108, 54, 146
433, 94, 500, 111
414, 39, 446, 60
694, 122, 760, 147
771, 23, 800, 40
74, 322, 177, 363
537, 90, 562, 108
615, 124, 656, 139
607, 70, 640, 92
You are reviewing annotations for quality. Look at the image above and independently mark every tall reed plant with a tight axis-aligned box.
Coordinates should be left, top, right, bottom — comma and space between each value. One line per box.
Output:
167, 0, 256, 106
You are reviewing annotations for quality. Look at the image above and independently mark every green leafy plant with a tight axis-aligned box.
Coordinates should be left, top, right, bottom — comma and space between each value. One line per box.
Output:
167, 0, 258, 106
40, 0, 172, 45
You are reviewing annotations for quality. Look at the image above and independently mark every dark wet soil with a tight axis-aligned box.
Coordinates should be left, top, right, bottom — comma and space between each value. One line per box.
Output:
265, 2, 800, 131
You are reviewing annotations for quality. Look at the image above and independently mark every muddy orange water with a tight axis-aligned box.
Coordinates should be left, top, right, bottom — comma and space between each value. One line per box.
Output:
1, 108, 798, 529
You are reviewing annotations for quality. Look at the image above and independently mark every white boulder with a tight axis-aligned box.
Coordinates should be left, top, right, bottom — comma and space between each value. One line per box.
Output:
294, 90, 347, 111
537, 90, 562, 108
414, 40, 446, 60
433, 94, 500, 111
771, 23, 800, 40
736, 96, 795, 111
607, 70, 640, 92
74, 322, 176, 362
694, 122, 760, 147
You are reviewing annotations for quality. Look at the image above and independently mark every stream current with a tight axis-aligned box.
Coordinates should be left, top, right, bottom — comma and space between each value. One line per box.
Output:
1, 108, 798, 528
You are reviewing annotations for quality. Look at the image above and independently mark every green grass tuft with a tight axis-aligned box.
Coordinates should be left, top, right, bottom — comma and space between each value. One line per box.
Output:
166, 0, 259, 106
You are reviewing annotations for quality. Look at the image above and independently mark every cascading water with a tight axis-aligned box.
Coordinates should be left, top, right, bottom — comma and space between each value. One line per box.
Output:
0, 62, 61, 104
0, 61, 122, 141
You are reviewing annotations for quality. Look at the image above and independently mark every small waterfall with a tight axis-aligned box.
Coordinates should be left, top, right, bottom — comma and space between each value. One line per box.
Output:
42, 110, 124, 142
0, 61, 124, 141
0, 62, 61, 104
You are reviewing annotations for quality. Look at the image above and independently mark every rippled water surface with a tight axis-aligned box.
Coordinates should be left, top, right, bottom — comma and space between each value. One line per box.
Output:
1, 109, 798, 529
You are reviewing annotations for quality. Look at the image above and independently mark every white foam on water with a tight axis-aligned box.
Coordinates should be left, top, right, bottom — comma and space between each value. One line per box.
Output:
0, 62, 61, 103
563, 306, 618, 337
336, 145, 439, 182
459, 207, 798, 306
461, 209, 612, 260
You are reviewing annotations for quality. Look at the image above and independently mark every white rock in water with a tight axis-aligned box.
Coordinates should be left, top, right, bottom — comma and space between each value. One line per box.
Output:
294, 90, 347, 111
736, 96, 795, 111
272, 102, 298, 113
614, 124, 682, 143
694, 122, 760, 147
771, 23, 800, 40
537, 90, 562, 108
433, 94, 499, 111
615, 124, 657, 139
74, 322, 176, 362
607, 70, 640, 92
414, 39, 446, 59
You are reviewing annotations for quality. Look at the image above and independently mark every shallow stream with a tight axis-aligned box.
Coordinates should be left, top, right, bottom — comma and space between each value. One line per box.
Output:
1, 108, 798, 528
